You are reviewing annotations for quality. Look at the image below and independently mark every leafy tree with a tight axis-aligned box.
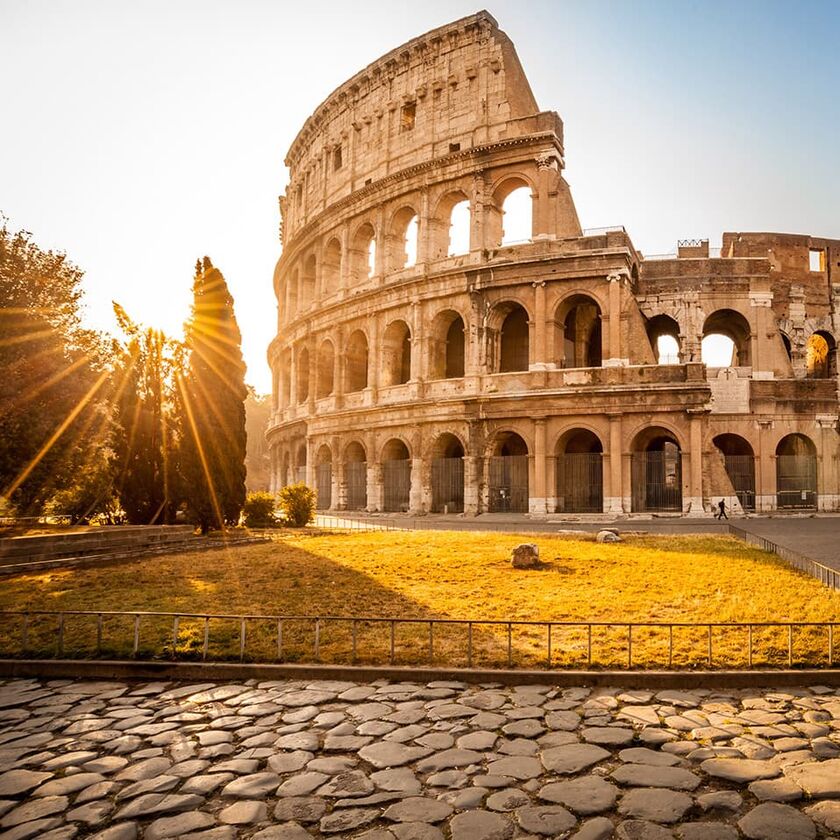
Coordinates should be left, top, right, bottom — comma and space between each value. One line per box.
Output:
111, 305, 182, 524
178, 257, 247, 532
277, 482, 315, 527
0, 219, 107, 515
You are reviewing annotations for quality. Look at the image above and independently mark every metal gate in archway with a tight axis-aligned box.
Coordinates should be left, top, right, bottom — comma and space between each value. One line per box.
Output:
631, 450, 682, 512
555, 453, 603, 513
315, 464, 332, 510
383, 460, 411, 512
723, 454, 756, 511
776, 455, 817, 509
344, 462, 367, 510
488, 455, 529, 513
431, 457, 464, 513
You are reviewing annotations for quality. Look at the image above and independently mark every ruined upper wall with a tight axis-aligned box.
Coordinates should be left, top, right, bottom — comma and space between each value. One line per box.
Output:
281, 11, 564, 239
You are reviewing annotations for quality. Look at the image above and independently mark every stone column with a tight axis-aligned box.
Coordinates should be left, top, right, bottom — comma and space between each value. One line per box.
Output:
533, 154, 556, 239
463, 455, 480, 516
606, 414, 624, 514
754, 419, 774, 512
531, 419, 548, 514
366, 318, 379, 404
530, 281, 550, 370
687, 411, 705, 514
409, 458, 424, 514
604, 272, 627, 367
367, 462, 382, 512
817, 415, 839, 511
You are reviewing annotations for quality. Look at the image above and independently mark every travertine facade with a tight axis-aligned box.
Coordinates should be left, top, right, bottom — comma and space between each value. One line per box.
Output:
267, 11, 839, 516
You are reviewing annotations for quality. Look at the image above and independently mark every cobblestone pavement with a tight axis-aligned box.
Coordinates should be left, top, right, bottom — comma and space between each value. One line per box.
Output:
0, 679, 839, 840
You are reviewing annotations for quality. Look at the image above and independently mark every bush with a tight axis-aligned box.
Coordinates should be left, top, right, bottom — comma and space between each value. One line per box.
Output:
277, 483, 316, 528
242, 491, 278, 528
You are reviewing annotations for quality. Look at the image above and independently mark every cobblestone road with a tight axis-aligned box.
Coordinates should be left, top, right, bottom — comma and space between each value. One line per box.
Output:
0, 678, 839, 839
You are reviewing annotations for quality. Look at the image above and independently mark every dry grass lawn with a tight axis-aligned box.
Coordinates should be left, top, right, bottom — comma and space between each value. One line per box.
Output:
1, 529, 837, 669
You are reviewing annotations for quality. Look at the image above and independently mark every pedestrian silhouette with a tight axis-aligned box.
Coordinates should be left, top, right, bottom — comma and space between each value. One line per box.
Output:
716, 499, 728, 519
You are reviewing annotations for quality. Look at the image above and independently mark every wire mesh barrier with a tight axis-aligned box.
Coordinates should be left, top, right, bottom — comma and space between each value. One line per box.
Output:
1, 610, 836, 670
488, 456, 529, 513
776, 455, 818, 509
631, 450, 683, 512
555, 453, 603, 513
431, 457, 464, 513
382, 460, 411, 512
728, 525, 840, 592
315, 464, 332, 510
310, 515, 407, 532
343, 461, 368, 510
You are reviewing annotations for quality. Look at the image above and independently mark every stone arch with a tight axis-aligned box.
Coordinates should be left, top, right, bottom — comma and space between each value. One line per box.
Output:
381, 437, 411, 513
806, 330, 837, 379
712, 433, 756, 512
286, 268, 299, 319
630, 426, 683, 512
554, 294, 602, 368
322, 237, 342, 295
646, 314, 682, 365
702, 309, 752, 368
316, 339, 335, 398
432, 190, 471, 259
430, 432, 465, 513
555, 428, 604, 513
776, 433, 817, 509
387, 206, 419, 272
300, 254, 316, 308
344, 330, 369, 392
492, 175, 534, 247
487, 430, 529, 513
429, 308, 466, 380
490, 301, 530, 373
296, 346, 310, 403
350, 222, 376, 283
381, 319, 412, 386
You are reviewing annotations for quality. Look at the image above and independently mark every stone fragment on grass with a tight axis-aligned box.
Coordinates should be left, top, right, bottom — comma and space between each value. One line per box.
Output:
510, 543, 539, 569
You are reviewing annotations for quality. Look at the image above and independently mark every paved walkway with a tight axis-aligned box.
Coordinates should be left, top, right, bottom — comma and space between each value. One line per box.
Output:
1, 677, 839, 839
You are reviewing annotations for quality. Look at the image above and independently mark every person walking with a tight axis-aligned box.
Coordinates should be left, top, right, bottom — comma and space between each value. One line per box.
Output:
716, 498, 728, 520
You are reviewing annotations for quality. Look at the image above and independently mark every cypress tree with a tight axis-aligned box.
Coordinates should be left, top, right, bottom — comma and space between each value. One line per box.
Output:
179, 257, 247, 531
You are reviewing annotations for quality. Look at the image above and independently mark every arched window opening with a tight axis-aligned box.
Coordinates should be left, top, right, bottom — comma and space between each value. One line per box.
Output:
322, 238, 341, 295
776, 434, 817, 509
388, 208, 419, 272
488, 431, 529, 513
404, 215, 418, 268
296, 347, 310, 404
381, 439, 411, 512
301, 255, 316, 307
781, 333, 793, 362
702, 310, 751, 368
316, 340, 334, 398
343, 442, 367, 510
646, 314, 681, 365
280, 350, 291, 409
315, 445, 332, 510
448, 200, 471, 256
382, 320, 412, 386
345, 330, 368, 392
445, 316, 466, 378
631, 429, 682, 512
295, 444, 307, 485
431, 433, 465, 513
806, 331, 836, 379
501, 186, 532, 246
556, 430, 603, 513
713, 434, 755, 511
351, 223, 376, 282
429, 310, 466, 380
558, 296, 602, 368
499, 304, 529, 372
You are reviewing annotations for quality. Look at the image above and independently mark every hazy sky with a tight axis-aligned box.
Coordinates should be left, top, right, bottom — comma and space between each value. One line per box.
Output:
2, 0, 838, 393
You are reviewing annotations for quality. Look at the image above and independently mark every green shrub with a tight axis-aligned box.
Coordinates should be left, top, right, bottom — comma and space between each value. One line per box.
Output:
277, 483, 316, 528
242, 491, 277, 527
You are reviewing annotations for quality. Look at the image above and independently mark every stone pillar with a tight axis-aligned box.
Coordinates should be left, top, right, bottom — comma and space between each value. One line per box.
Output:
367, 462, 382, 512
531, 419, 548, 514
606, 414, 624, 514
374, 207, 387, 280
749, 291, 774, 377
335, 459, 346, 511
755, 419, 775, 512
463, 456, 480, 516
533, 155, 556, 239
307, 337, 317, 415
687, 411, 705, 514
817, 415, 839, 511
530, 281, 550, 370
367, 318, 379, 403
603, 272, 627, 367
409, 458, 424, 514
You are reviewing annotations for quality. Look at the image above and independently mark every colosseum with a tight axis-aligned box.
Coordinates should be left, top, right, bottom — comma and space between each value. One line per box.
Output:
267, 10, 839, 517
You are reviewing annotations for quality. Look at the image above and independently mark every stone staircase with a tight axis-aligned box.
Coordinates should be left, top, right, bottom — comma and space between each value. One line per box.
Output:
0, 525, 267, 575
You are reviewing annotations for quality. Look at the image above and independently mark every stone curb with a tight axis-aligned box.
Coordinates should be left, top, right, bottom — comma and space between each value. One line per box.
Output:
1, 658, 839, 687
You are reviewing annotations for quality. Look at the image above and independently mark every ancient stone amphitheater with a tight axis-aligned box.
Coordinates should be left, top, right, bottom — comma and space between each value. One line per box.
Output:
267, 11, 839, 517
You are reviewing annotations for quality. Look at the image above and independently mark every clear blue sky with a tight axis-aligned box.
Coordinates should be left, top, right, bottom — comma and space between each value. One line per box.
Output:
2, 0, 838, 392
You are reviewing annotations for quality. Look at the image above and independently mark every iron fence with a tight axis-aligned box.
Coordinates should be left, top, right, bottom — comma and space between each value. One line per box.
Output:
631, 451, 683, 512
728, 525, 840, 592
382, 460, 411, 512
776, 455, 818, 509
431, 457, 464, 513
315, 464, 332, 510
0, 609, 836, 670
488, 455, 529, 512
556, 453, 603, 513
722, 455, 756, 511
343, 462, 368, 510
